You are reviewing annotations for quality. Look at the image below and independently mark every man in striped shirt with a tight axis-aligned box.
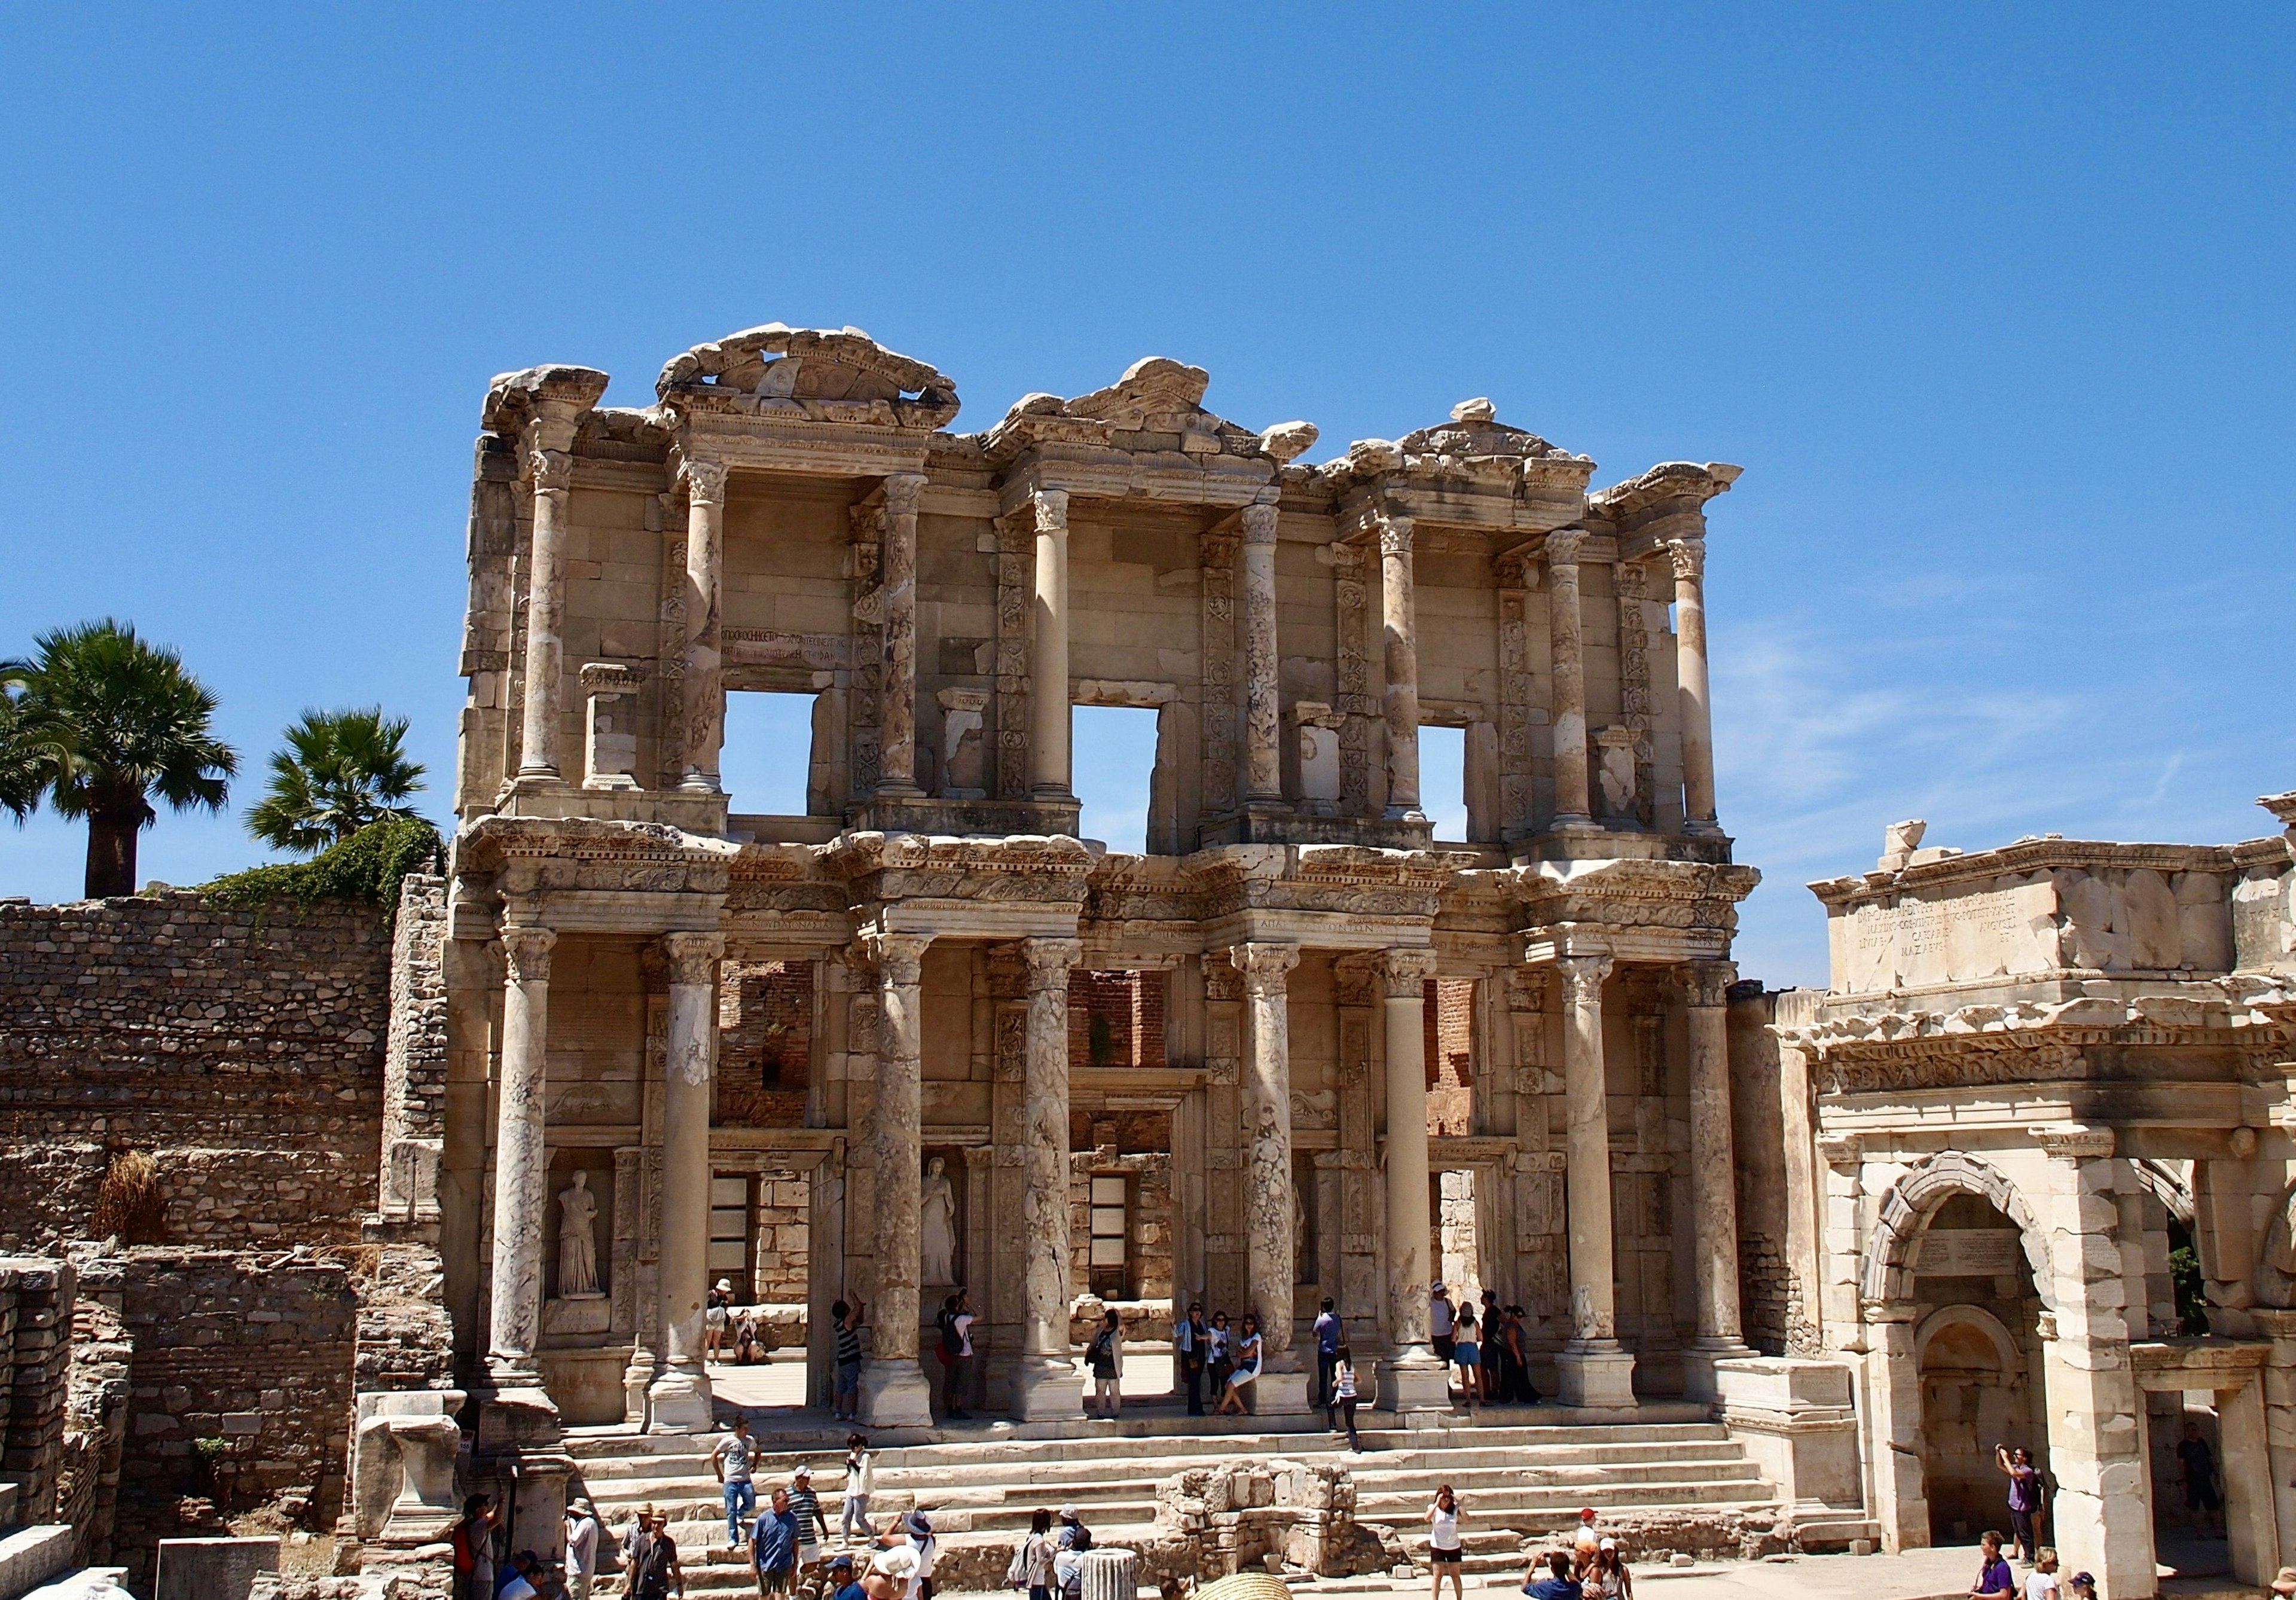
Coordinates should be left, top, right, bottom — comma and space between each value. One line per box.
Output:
833, 1299, 866, 1421
786, 1464, 828, 1577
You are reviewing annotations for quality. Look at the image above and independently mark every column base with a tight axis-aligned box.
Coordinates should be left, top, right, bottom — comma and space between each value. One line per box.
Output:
1375, 1352, 1455, 1414
1248, 1361, 1315, 1416
1555, 1342, 1638, 1409
645, 1362, 715, 1434
474, 1378, 560, 1456
1680, 1338, 1755, 1404
1009, 1354, 1085, 1421
860, 1358, 936, 1428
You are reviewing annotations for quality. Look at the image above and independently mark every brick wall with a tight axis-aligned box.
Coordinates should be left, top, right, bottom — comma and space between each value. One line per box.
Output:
717, 960, 813, 1127
1068, 970, 1167, 1070
1424, 979, 1474, 1135
0, 1259, 75, 1524
0, 893, 392, 1250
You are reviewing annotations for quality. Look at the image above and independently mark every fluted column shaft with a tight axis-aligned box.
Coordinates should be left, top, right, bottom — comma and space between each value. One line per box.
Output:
862, 932, 935, 1427
1545, 530, 1593, 828
878, 474, 927, 795
1030, 490, 1072, 796
649, 932, 723, 1431
1235, 943, 1301, 1357
486, 924, 556, 1387
1239, 503, 1283, 802
1684, 961, 1746, 1346
1376, 948, 1450, 1410
517, 453, 573, 778
1013, 937, 1085, 1418
1668, 536, 1720, 833
1378, 514, 1423, 820
678, 459, 726, 793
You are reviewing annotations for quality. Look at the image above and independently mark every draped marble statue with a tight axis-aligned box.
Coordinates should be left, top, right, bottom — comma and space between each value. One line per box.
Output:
557, 1170, 602, 1297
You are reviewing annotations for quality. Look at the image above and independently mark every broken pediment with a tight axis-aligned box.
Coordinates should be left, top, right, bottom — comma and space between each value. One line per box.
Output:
1318, 398, 1596, 494
483, 364, 612, 433
655, 324, 960, 430
981, 355, 1308, 466
1588, 460, 1743, 521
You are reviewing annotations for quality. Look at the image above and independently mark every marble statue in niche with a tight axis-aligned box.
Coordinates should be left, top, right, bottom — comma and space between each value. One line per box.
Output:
557, 1170, 603, 1298
921, 1155, 958, 1286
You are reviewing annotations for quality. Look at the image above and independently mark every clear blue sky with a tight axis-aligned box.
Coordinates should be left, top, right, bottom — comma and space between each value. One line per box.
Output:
4, 7, 2289, 988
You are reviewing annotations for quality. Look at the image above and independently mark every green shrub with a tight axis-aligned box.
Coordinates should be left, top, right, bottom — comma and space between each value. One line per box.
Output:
203, 814, 442, 929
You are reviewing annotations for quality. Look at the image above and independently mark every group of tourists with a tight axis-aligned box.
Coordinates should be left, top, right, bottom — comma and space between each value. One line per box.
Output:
707, 1278, 774, 1366
1430, 1283, 1540, 1407
1427, 1501, 1629, 1600
1171, 1303, 1269, 1416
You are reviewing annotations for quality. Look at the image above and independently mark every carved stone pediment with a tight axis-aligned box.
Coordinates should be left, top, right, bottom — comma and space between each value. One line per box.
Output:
1589, 460, 1742, 523
1181, 842, 1455, 922
483, 364, 611, 433
979, 356, 1286, 465
655, 325, 960, 430
1318, 399, 1598, 498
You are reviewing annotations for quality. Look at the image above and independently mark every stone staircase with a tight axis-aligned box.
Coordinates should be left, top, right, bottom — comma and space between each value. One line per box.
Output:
569, 1404, 1798, 1595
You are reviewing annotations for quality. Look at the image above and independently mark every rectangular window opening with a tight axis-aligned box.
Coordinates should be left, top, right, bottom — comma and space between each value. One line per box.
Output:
1419, 723, 1468, 844
1073, 704, 1161, 855
722, 691, 820, 817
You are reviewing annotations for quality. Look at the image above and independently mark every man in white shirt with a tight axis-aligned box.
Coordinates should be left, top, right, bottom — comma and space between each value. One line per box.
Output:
2025, 1547, 2061, 1600
1431, 1283, 1457, 1364
564, 1500, 602, 1600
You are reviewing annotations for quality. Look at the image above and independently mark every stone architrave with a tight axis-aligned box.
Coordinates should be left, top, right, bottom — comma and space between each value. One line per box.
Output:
878, 473, 927, 796
1552, 953, 1635, 1407
1013, 936, 1085, 1419
1544, 530, 1594, 829
648, 932, 722, 1432
677, 457, 727, 793
1030, 490, 1072, 797
862, 930, 936, 1427
517, 452, 575, 780
1377, 511, 1424, 822
1239, 502, 1283, 803
1680, 960, 1752, 1400
1234, 942, 1311, 1413
1667, 536, 1721, 835
486, 923, 557, 1400
1375, 948, 1450, 1412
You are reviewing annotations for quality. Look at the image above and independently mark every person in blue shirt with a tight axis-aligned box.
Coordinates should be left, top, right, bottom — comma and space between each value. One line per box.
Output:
1970, 1531, 2015, 1600
1524, 1552, 1581, 1600
752, 1486, 802, 1598
826, 1554, 864, 1600
1312, 1298, 1342, 1418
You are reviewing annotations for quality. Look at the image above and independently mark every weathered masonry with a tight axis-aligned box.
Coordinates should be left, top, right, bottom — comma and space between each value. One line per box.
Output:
419, 324, 1810, 1507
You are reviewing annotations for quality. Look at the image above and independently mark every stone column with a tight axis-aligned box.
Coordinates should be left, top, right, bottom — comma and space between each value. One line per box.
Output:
1681, 961, 1752, 1400
1666, 536, 1720, 835
486, 923, 557, 1396
516, 452, 574, 780
861, 931, 936, 1426
677, 459, 727, 793
1013, 937, 1085, 1418
1235, 942, 1310, 1412
1544, 530, 1594, 829
1375, 948, 1449, 1412
1239, 502, 1283, 804
2217, 1372, 2280, 1586
646, 933, 722, 1432
1378, 512, 1424, 822
1553, 954, 1635, 1406
1030, 489, 1072, 798
878, 473, 927, 796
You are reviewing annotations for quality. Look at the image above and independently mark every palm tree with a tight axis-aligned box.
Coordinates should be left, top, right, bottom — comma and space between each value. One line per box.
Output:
0, 662, 53, 822
11, 619, 238, 897
246, 707, 427, 854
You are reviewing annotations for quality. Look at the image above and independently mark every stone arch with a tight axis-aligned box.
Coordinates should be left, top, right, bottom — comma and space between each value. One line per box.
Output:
1915, 1303, 2022, 1373
2132, 1157, 2194, 1226
1861, 1150, 2055, 1311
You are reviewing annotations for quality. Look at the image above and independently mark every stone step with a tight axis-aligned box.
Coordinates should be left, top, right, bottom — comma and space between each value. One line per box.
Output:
1352, 1458, 1767, 1492
1358, 1482, 1778, 1517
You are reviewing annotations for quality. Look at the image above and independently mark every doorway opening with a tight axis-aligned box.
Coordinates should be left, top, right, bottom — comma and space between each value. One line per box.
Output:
1073, 704, 1159, 853
1419, 724, 1467, 842
1911, 1192, 2044, 1544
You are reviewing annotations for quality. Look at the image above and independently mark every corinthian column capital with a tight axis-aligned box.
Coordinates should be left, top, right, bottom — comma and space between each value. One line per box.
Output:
1553, 954, 1613, 1006
660, 931, 725, 988
500, 924, 557, 984
862, 929, 933, 988
1680, 958, 1736, 1009
1667, 535, 1706, 584
1020, 936, 1083, 991
1376, 512, 1415, 560
883, 471, 926, 519
1231, 941, 1300, 996
679, 457, 728, 505
1378, 947, 1439, 997
1544, 527, 1587, 567
529, 449, 575, 495
1239, 502, 1280, 545
1031, 487, 1069, 531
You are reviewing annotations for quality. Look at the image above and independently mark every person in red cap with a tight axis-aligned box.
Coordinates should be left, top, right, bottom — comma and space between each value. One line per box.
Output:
1573, 1510, 1600, 1577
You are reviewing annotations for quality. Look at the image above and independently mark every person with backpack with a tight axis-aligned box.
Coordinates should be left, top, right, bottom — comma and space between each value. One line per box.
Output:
1007, 1507, 1057, 1600
1056, 1506, 1092, 1552
1086, 1309, 1123, 1418
1330, 1345, 1363, 1451
933, 1294, 975, 1420
452, 1494, 499, 1600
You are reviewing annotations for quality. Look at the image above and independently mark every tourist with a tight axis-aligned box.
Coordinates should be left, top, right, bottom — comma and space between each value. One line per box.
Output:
752, 1486, 801, 1598
564, 1498, 602, 1600
708, 1278, 735, 1362
2066, 1574, 2096, 1600
1506, 1307, 1540, 1403
1176, 1302, 1211, 1416
1217, 1313, 1263, 1415
895, 1510, 937, 1600
1995, 1446, 2042, 1564
713, 1416, 758, 1549
734, 1309, 761, 1366
863, 1540, 918, 1600
789, 1464, 828, 1576
497, 1552, 542, 1600
833, 1299, 867, 1421
841, 1434, 875, 1538
1523, 1552, 1581, 1600
622, 1504, 657, 1565
826, 1555, 864, 1600
1971, 1532, 2016, 1600
1572, 1510, 1600, 1572
1330, 1344, 1362, 1451
1431, 1283, 1457, 1365
629, 1512, 682, 1600
2274, 1571, 2296, 1600
1588, 1540, 1631, 1600
1057, 1504, 1093, 1551
1313, 1296, 1342, 1412
453, 1494, 499, 1600
1010, 1507, 1057, 1600
1052, 1544, 1085, 1600
1427, 1485, 1466, 1600
2176, 1421, 2224, 1538
1452, 1306, 1480, 1410
1086, 1308, 1124, 1418
2025, 1547, 2060, 1600
949, 1291, 978, 1418
1206, 1312, 1233, 1397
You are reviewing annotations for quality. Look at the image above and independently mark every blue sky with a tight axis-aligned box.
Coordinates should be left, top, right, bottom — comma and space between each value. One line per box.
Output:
2, 7, 2289, 988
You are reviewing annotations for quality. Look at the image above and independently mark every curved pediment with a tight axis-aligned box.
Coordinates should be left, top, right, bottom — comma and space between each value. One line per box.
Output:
982, 355, 1314, 466
655, 324, 960, 430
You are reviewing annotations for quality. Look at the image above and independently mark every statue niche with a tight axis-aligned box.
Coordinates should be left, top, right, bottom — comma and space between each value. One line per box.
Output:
921, 1153, 962, 1287
554, 1168, 605, 1300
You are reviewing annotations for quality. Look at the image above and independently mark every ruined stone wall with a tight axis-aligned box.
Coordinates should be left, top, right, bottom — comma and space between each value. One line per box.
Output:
1424, 979, 1474, 1135
0, 1259, 76, 1525
1068, 969, 1167, 1069
1727, 985, 1791, 1357
0, 893, 391, 1251
75, 1249, 356, 1591
718, 961, 813, 1127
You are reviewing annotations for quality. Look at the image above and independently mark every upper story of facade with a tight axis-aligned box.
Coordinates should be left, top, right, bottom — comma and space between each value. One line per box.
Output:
453, 324, 1742, 880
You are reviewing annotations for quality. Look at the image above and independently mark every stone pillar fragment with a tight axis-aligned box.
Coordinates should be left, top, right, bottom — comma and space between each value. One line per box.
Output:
647, 932, 721, 1432
1030, 490, 1072, 797
1681, 961, 1752, 1400
486, 924, 556, 1396
1013, 938, 1084, 1418
861, 931, 936, 1426
1235, 942, 1309, 1412
878, 473, 927, 795
1239, 503, 1283, 803
678, 458, 726, 793
1378, 512, 1424, 821
1544, 530, 1593, 829
1553, 953, 1634, 1406
1375, 948, 1449, 1412
517, 453, 573, 779
1667, 536, 1721, 834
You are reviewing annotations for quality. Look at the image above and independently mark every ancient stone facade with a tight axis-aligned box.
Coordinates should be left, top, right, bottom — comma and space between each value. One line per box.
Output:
420, 321, 1793, 1535
1777, 796, 2296, 1595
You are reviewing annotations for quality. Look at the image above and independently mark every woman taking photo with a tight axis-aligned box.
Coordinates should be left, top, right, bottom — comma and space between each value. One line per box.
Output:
1427, 1485, 1466, 1600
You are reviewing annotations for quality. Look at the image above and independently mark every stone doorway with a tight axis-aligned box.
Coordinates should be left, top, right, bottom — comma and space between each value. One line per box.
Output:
1909, 1192, 2045, 1544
